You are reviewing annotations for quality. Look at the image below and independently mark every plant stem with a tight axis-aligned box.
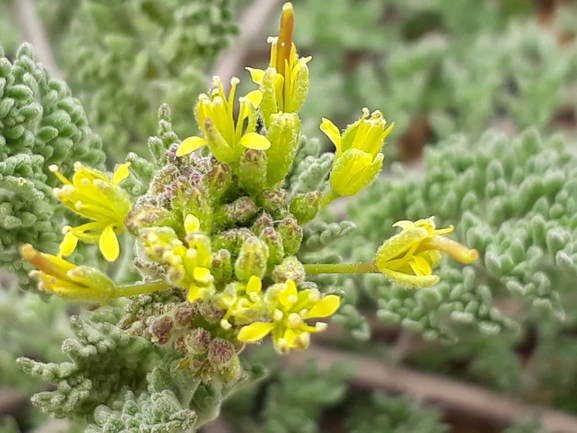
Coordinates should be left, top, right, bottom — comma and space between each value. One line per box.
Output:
320, 189, 339, 208
304, 262, 378, 275
113, 279, 169, 298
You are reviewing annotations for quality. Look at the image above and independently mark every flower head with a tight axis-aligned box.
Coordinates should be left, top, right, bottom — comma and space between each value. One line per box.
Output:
50, 162, 131, 262
20, 244, 116, 304
321, 109, 393, 198
237, 280, 340, 353
216, 276, 266, 330
247, 2, 311, 122
375, 217, 479, 288
176, 76, 271, 165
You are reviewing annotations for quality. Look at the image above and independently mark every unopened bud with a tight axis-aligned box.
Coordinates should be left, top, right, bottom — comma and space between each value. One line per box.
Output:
258, 189, 289, 219
266, 112, 300, 185
207, 338, 236, 367
173, 303, 198, 327
235, 237, 269, 281
203, 161, 234, 202
214, 196, 259, 229
251, 212, 274, 236
259, 227, 284, 268
125, 201, 178, 235
272, 256, 306, 284
276, 217, 303, 255
212, 249, 233, 282
185, 327, 212, 353
150, 315, 174, 345
239, 149, 267, 195
172, 181, 212, 232
290, 191, 321, 224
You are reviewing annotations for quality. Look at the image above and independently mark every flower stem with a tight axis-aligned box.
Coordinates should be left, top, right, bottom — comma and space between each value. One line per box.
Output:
320, 189, 339, 208
304, 262, 378, 275
113, 280, 170, 298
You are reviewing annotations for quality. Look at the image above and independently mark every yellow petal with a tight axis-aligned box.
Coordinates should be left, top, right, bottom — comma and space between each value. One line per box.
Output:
193, 267, 213, 284
410, 255, 432, 276
320, 118, 342, 154
59, 231, 78, 257
238, 132, 271, 150
184, 213, 200, 233
246, 275, 262, 295
305, 295, 340, 318
99, 225, 119, 262
278, 279, 298, 308
187, 283, 200, 302
237, 321, 276, 342
246, 67, 265, 85
113, 162, 131, 185
245, 89, 263, 107
176, 136, 207, 156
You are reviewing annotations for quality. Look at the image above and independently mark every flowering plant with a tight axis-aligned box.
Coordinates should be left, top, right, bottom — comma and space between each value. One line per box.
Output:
19, 3, 477, 429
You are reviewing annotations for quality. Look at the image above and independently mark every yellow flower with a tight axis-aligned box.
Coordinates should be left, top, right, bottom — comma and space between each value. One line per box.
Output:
50, 162, 131, 262
217, 276, 266, 330
139, 217, 214, 303
246, 2, 311, 120
20, 244, 116, 304
237, 280, 340, 353
176, 76, 271, 164
321, 109, 394, 199
375, 217, 479, 288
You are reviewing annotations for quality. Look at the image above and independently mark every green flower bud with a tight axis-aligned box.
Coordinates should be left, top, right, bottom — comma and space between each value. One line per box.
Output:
125, 201, 179, 235
290, 191, 322, 224
139, 226, 181, 261
212, 249, 234, 282
329, 148, 384, 197
235, 236, 269, 282
266, 112, 300, 186
272, 256, 306, 284
171, 181, 212, 232
258, 189, 289, 219
259, 227, 285, 268
276, 217, 303, 255
214, 197, 259, 228
251, 212, 274, 236
239, 148, 267, 195
203, 160, 234, 202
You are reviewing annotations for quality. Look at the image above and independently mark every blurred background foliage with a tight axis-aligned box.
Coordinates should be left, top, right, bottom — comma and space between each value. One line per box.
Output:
2, 0, 577, 432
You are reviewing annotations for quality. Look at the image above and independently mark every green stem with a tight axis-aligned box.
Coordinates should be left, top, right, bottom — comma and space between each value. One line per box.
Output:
320, 189, 339, 208
304, 262, 378, 275
113, 279, 170, 298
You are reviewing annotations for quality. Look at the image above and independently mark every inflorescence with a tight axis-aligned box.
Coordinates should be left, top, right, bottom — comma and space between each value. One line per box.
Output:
20, 3, 477, 382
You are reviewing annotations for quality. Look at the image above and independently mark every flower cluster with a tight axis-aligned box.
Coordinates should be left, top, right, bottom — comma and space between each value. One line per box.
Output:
21, 2, 478, 386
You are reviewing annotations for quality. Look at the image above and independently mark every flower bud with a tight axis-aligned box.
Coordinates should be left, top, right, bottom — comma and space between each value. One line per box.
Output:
211, 249, 234, 282
173, 303, 198, 327
185, 327, 212, 353
207, 338, 236, 368
171, 181, 212, 232
259, 227, 284, 268
258, 189, 289, 219
203, 161, 234, 202
251, 212, 274, 236
214, 197, 259, 228
290, 191, 321, 224
266, 112, 300, 185
239, 148, 268, 195
150, 315, 174, 345
276, 217, 303, 255
125, 201, 179, 235
271, 256, 305, 284
235, 237, 269, 282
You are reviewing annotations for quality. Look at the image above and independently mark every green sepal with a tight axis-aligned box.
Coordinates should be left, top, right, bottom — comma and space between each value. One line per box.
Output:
266, 112, 300, 186
329, 149, 384, 197
290, 191, 322, 224
238, 149, 267, 195
276, 216, 303, 256
234, 236, 269, 282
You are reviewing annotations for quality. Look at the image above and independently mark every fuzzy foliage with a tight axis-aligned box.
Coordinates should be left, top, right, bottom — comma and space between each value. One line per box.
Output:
50, 0, 237, 161
342, 129, 577, 341
0, 43, 105, 289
